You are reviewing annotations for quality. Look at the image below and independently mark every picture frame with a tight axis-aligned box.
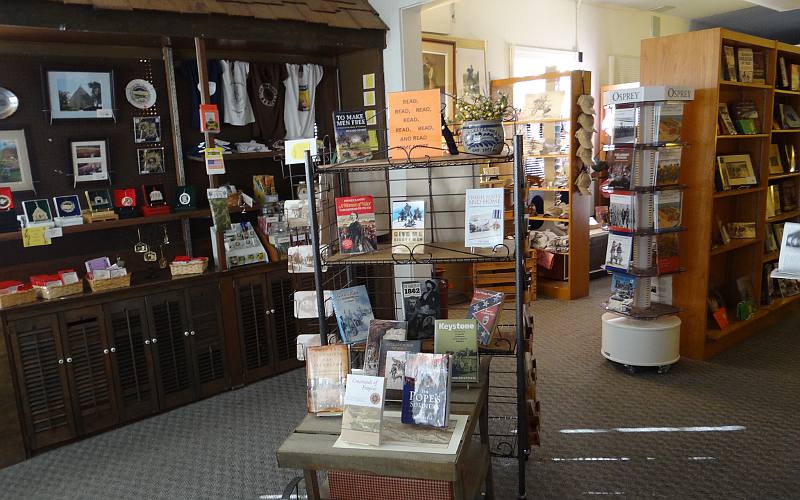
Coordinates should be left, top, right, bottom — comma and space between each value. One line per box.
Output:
0, 129, 34, 192
726, 222, 757, 239
84, 189, 112, 212
71, 139, 109, 183
422, 38, 456, 121
718, 154, 757, 187
133, 116, 162, 143
53, 194, 82, 218
456, 44, 488, 99
22, 198, 53, 224
138, 147, 166, 174
44, 69, 115, 121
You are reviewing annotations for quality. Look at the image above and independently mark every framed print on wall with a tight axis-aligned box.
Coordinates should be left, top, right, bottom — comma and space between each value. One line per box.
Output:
0, 129, 34, 192
138, 147, 166, 174
133, 116, 162, 144
45, 69, 115, 120
422, 38, 455, 121
455, 44, 488, 98
71, 140, 109, 183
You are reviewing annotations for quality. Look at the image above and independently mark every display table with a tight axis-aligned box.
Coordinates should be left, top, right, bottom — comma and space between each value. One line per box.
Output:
276, 359, 493, 500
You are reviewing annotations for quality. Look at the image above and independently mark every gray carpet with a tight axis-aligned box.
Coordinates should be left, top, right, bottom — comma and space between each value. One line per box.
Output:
0, 277, 798, 499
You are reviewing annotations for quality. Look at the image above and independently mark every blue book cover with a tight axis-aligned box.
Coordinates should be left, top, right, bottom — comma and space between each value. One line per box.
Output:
331, 285, 374, 344
607, 272, 637, 314
391, 200, 425, 253
401, 352, 450, 428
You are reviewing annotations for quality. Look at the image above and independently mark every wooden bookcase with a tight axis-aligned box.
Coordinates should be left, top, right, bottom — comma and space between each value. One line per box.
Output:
490, 70, 591, 300
641, 28, 800, 360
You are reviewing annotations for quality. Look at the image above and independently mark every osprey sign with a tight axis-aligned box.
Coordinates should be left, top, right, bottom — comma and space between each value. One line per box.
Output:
603, 86, 694, 105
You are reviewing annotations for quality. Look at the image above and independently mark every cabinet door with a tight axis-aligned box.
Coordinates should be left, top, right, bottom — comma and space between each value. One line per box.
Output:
7, 314, 75, 450
235, 275, 271, 381
105, 299, 157, 422
185, 284, 228, 398
268, 270, 302, 374
146, 291, 194, 410
60, 306, 117, 435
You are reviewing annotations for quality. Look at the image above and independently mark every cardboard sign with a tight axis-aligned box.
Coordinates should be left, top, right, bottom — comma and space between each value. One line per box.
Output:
387, 89, 442, 160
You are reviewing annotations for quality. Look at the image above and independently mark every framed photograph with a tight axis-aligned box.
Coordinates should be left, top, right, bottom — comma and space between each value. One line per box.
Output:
84, 189, 112, 212
45, 69, 115, 120
456, 44, 488, 98
22, 198, 53, 224
133, 116, 162, 144
422, 38, 455, 121
71, 140, 109, 183
718, 154, 757, 187
138, 147, 166, 174
0, 129, 34, 192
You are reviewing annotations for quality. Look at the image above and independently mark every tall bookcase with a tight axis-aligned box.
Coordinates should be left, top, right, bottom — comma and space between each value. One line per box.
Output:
641, 28, 800, 360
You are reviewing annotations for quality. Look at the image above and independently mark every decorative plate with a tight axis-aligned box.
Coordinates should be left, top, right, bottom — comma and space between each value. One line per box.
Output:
125, 79, 157, 109
0, 87, 19, 119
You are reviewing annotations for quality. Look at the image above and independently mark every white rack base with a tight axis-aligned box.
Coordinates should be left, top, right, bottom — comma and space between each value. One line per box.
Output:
601, 312, 680, 368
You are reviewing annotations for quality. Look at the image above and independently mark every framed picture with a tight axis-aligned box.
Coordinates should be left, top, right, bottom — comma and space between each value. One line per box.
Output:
22, 198, 53, 224
53, 194, 82, 218
133, 116, 162, 143
769, 144, 784, 175
0, 129, 34, 192
719, 154, 757, 187
138, 147, 166, 174
422, 38, 455, 121
727, 222, 756, 239
456, 44, 488, 98
84, 189, 112, 212
45, 69, 115, 120
71, 140, 109, 183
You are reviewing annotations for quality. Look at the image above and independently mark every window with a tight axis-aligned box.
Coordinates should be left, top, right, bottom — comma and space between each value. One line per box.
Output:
510, 45, 581, 78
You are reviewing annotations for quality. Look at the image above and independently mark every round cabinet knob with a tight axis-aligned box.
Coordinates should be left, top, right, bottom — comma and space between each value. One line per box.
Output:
264, 310, 270, 316
110, 347, 116, 353
145, 340, 151, 345
152, 338, 158, 344
103, 349, 109, 355
190, 331, 195, 336
184, 331, 190, 337
66, 357, 73, 363
270, 309, 275, 314
58, 358, 64, 364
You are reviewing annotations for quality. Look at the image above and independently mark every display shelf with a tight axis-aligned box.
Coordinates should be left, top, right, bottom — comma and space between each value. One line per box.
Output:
768, 171, 800, 180
607, 226, 686, 236
767, 209, 800, 223
762, 251, 779, 262
710, 238, 761, 256
775, 88, 800, 95
716, 134, 771, 140
705, 307, 770, 340
504, 116, 570, 125
537, 277, 570, 300
321, 242, 513, 266
720, 80, 774, 89
714, 186, 765, 198
185, 151, 281, 162
771, 129, 800, 134
605, 302, 681, 320
605, 184, 686, 193
528, 216, 569, 222
527, 187, 570, 192
524, 153, 570, 159
319, 151, 513, 173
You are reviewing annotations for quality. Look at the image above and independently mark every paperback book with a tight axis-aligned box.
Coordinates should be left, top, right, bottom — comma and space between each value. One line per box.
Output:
434, 319, 479, 383
722, 45, 737, 81
402, 279, 443, 340
609, 192, 636, 233
466, 288, 505, 345
464, 188, 504, 248
718, 103, 738, 136
612, 106, 637, 144
331, 285, 374, 344
333, 111, 371, 161
654, 190, 682, 230
335, 195, 377, 254
607, 272, 637, 314
305, 344, 349, 415
391, 200, 425, 254
648, 101, 684, 144
401, 353, 451, 428
378, 339, 422, 400
654, 147, 682, 186
341, 374, 385, 446
607, 149, 632, 189
605, 233, 633, 272
737, 47, 754, 83
363, 320, 407, 376
654, 232, 680, 274
731, 101, 760, 134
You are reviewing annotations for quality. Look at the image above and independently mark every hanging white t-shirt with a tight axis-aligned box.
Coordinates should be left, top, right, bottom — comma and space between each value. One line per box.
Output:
284, 63, 323, 139
220, 60, 255, 126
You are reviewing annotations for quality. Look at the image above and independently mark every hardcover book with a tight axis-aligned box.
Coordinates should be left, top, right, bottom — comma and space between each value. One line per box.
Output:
466, 288, 505, 345
391, 200, 425, 254
781, 180, 798, 211
341, 374, 385, 446
401, 353, 451, 428
793, 64, 800, 91
778, 103, 800, 129
464, 188, 504, 248
605, 233, 633, 272
769, 144, 785, 175
718, 104, 738, 136
779, 57, 790, 89
607, 272, 637, 314
655, 232, 680, 274
727, 222, 757, 239
609, 192, 635, 233
736, 47, 754, 83
752, 50, 766, 84
378, 339, 422, 400
331, 285, 374, 344
305, 344, 349, 415
363, 320, 407, 376
335, 195, 377, 254
402, 279, 443, 340
333, 111, 371, 161
654, 190, 682, 230
434, 319, 479, 383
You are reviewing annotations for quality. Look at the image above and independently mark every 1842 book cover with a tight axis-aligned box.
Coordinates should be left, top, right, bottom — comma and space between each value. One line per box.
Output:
401, 353, 451, 428
331, 285, 374, 344
391, 200, 425, 254
363, 320, 407, 376
335, 195, 378, 254
341, 374, 385, 446
466, 288, 505, 345
305, 344, 349, 414
333, 111, 371, 161
434, 319, 479, 383
378, 339, 422, 401
402, 279, 443, 340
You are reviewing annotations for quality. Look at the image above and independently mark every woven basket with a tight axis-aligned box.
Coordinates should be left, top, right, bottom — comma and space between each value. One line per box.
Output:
87, 274, 131, 292
34, 281, 84, 300
170, 260, 208, 276
0, 288, 37, 309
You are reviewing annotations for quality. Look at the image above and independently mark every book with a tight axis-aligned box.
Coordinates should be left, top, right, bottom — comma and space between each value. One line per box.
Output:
605, 233, 633, 272
293, 290, 333, 319
654, 190, 682, 230
608, 192, 635, 233
434, 319, 478, 383
752, 50, 766, 84
391, 200, 425, 254
378, 339, 422, 400
607, 272, 637, 314
727, 222, 756, 239
341, 374, 385, 446
779, 57, 790, 89
650, 275, 673, 305
793, 64, 800, 91
779, 103, 800, 129
466, 288, 504, 345
651, 102, 684, 143
401, 353, 451, 428
305, 344, 349, 414
253, 175, 276, 206
207, 188, 232, 230
655, 232, 680, 274
769, 144, 784, 175
774, 222, 800, 280
331, 285, 374, 344
736, 47, 754, 83
717, 154, 757, 187
333, 111, 371, 162
780, 180, 798, 211
654, 147, 681, 186
402, 279, 443, 340
766, 185, 779, 218
731, 101, 760, 134
464, 188, 504, 248
199, 104, 220, 133
335, 195, 377, 254
781, 143, 797, 173
765, 223, 778, 252
723, 45, 737, 81
363, 320, 407, 376
612, 106, 637, 144
707, 287, 729, 330
607, 149, 632, 189
718, 103, 737, 136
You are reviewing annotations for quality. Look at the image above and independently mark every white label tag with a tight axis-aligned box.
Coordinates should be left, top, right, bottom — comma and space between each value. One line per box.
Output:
44, 227, 63, 241
96, 108, 114, 118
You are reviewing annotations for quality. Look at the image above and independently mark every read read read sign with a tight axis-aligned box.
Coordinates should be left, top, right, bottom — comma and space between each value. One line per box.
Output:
388, 89, 443, 160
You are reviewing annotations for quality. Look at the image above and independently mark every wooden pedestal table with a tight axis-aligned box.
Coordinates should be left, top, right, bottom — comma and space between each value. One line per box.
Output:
277, 360, 493, 500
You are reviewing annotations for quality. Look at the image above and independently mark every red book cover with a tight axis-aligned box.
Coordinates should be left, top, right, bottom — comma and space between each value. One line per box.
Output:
199, 104, 220, 133
655, 232, 680, 274
335, 195, 377, 254
0, 187, 13, 210
467, 288, 505, 345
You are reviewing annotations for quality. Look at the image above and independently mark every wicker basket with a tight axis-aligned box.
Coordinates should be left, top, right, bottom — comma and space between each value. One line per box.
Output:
87, 274, 131, 292
170, 259, 208, 276
0, 288, 37, 309
34, 281, 84, 300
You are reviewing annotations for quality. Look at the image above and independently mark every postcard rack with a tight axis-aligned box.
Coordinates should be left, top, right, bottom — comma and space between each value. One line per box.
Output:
298, 136, 534, 499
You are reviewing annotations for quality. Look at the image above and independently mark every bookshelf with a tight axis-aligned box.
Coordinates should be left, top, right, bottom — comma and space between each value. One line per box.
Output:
641, 28, 800, 360
490, 70, 591, 300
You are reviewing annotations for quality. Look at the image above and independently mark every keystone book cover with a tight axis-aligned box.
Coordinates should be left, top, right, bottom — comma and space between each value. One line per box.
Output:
363, 320, 407, 376
305, 344, 349, 415
335, 195, 378, 254
402, 279, 443, 340
341, 374, 385, 446
331, 285, 374, 344
333, 111, 371, 161
434, 319, 479, 383
391, 200, 425, 254
466, 288, 505, 345
378, 339, 422, 401
401, 352, 451, 428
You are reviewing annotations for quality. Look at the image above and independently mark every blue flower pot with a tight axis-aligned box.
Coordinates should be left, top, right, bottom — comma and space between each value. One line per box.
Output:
461, 120, 505, 155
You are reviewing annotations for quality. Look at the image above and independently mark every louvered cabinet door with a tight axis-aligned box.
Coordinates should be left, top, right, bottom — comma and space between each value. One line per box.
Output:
268, 270, 302, 374
235, 275, 271, 382
7, 314, 76, 450
146, 291, 194, 410
105, 299, 158, 422
60, 306, 117, 435
185, 284, 228, 398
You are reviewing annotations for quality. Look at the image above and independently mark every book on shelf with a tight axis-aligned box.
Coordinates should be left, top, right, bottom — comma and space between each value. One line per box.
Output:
772, 222, 800, 280
731, 101, 761, 134
331, 285, 374, 344
654, 190, 682, 230
607, 149, 632, 189
341, 374, 385, 446
716, 154, 758, 189
655, 232, 680, 274
401, 352, 451, 428
333, 111, 372, 162
736, 275, 757, 309
464, 188, 504, 248
305, 344, 349, 415
645, 101, 684, 144
608, 192, 635, 233
716, 218, 731, 246
654, 147, 682, 186
335, 195, 377, 254
779, 57, 790, 89
780, 180, 798, 211
607, 272, 637, 314
434, 319, 479, 383
363, 320, 407, 376
779, 143, 797, 173
736, 47, 754, 83
774, 222, 786, 244
466, 288, 504, 345
378, 339, 422, 401
605, 233, 633, 272
769, 144, 785, 175
718, 104, 738, 136
766, 185, 780, 218
723, 45, 738, 82
707, 287, 729, 330
777, 103, 800, 129
253, 175, 276, 206
612, 106, 637, 144
650, 275, 673, 305
765, 223, 779, 252
391, 200, 425, 254
762, 262, 776, 305
402, 279, 443, 340
792, 64, 800, 91
726, 222, 756, 239
752, 50, 766, 84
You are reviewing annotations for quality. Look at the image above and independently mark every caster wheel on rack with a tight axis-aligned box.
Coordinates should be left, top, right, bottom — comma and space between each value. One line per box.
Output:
657, 365, 672, 374
624, 364, 641, 375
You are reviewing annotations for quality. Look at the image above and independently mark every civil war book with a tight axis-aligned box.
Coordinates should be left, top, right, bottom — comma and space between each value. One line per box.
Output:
333, 111, 372, 162
654, 147, 682, 186
464, 188, 504, 248
341, 374, 385, 446
647, 101, 684, 144
609, 192, 636, 233
391, 199, 425, 254
401, 352, 451, 428
466, 288, 504, 345
305, 344, 349, 415
378, 339, 422, 401
607, 272, 637, 315
607, 148, 632, 189
654, 190, 682, 230
605, 233, 633, 273
434, 319, 479, 383
335, 195, 377, 254
402, 279, 443, 340
363, 320, 407, 376
331, 285, 374, 344
654, 232, 680, 274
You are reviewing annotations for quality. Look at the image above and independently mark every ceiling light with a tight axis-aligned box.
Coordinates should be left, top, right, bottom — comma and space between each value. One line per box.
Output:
743, 0, 800, 11
649, 5, 676, 13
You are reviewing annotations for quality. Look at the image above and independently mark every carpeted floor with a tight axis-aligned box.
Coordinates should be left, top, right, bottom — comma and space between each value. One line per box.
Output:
0, 277, 798, 499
